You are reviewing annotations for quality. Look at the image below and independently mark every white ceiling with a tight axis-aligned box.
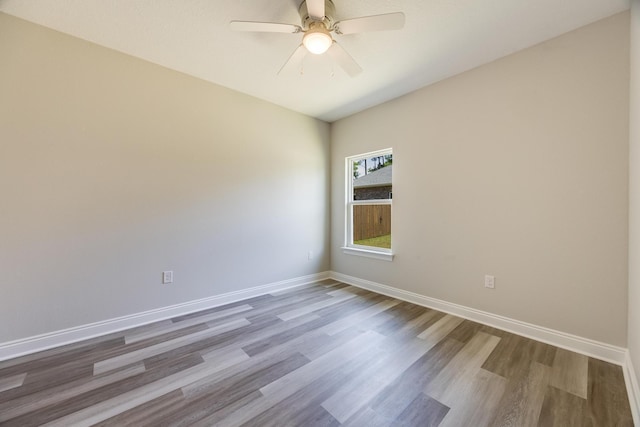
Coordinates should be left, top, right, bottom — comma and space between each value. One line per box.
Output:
0, 0, 630, 122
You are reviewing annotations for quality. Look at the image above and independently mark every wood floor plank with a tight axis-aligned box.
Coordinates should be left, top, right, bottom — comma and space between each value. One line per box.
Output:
321, 333, 450, 423
425, 331, 501, 405
326, 287, 357, 297
186, 312, 320, 364
258, 286, 339, 310
260, 330, 385, 404
490, 361, 551, 427
548, 348, 588, 399
445, 319, 484, 343
395, 307, 442, 337
124, 304, 253, 344
0, 372, 26, 393
242, 400, 341, 427
393, 392, 449, 427
243, 409, 340, 427
291, 326, 364, 361
23, 359, 94, 388
209, 334, 383, 426
0, 282, 632, 426
93, 318, 250, 375
318, 346, 397, 423
41, 356, 233, 427
183, 328, 363, 402
537, 385, 586, 427
188, 390, 264, 427
166, 353, 311, 426
203, 393, 275, 427
277, 293, 356, 321
318, 299, 400, 336
268, 279, 340, 297
482, 333, 556, 379
422, 331, 507, 427
237, 345, 380, 427
180, 345, 298, 403
367, 338, 464, 422
116, 319, 173, 340
2, 353, 203, 427
437, 368, 507, 427
0, 334, 127, 368
182, 351, 307, 401
170, 288, 324, 326
312, 291, 387, 320
342, 407, 393, 427
0, 337, 125, 382
0, 363, 145, 422
584, 357, 634, 426
242, 314, 327, 357
201, 345, 249, 364
370, 302, 426, 336
417, 313, 464, 344
169, 299, 258, 323
1, 358, 100, 405
92, 389, 186, 427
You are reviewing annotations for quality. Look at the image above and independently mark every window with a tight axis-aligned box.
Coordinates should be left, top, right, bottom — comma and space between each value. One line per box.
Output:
343, 149, 393, 261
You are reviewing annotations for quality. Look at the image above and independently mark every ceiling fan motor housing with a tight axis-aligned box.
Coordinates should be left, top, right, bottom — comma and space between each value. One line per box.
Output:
299, 0, 336, 30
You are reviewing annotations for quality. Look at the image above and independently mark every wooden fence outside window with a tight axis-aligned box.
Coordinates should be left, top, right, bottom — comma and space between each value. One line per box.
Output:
353, 204, 391, 241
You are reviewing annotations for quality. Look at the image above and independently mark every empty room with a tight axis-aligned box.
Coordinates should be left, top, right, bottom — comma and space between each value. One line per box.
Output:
1, 0, 639, 425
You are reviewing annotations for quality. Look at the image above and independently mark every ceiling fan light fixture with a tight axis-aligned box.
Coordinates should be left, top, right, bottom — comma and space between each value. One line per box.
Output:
231, 0, 405, 77
303, 25, 332, 54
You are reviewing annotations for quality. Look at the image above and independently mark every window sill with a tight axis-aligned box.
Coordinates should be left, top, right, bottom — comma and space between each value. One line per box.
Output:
342, 247, 394, 262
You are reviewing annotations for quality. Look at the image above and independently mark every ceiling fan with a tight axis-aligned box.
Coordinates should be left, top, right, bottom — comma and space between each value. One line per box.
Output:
230, 0, 405, 77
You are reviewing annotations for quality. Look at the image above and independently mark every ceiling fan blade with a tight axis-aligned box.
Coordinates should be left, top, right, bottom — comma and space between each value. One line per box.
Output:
230, 21, 302, 34
327, 42, 362, 77
334, 12, 405, 35
278, 44, 308, 75
306, 0, 326, 21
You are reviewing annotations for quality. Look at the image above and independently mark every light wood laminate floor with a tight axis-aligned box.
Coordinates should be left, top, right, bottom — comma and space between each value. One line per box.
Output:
0, 280, 633, 426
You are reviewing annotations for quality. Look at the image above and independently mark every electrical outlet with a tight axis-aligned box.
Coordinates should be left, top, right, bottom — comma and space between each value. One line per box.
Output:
308, 250, 313, 261
484, 275, 495, 289
162, 271, 173, 284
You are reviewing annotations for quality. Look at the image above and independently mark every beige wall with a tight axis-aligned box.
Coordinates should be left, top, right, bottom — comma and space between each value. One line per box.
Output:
0, 13, 331, 343
332, 12, 630, 346
629, 0, 640, 385
0, 9, 632, 351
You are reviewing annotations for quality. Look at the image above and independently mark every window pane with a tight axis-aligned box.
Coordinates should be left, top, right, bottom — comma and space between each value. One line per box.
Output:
352, 204, 391, 249
352, 155, 392, 201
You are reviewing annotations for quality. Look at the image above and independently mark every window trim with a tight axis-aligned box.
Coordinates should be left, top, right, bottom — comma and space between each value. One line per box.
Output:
343, 148, 394, 261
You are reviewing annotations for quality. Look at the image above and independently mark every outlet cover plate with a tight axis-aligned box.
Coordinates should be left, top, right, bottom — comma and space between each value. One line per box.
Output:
163, 271, 174, 284
484, 275, 495, 289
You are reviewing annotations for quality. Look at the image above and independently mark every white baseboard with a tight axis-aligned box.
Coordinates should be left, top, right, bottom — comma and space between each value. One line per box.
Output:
624, 351, 640, 425
0, 271, 330, 362
330, 271, 627, 366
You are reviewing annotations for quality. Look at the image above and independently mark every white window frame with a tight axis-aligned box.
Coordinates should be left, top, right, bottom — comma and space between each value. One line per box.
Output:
342, 148, 394, 261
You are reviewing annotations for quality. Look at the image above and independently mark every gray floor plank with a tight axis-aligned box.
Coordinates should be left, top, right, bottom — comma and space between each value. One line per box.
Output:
93, 318, 250, 375
394, 392, 449, 427
490, 361, 551, 427
537, 385, 586, 427
584, 357, 634, 426
0, 282, 632, 426
321, 334, 449, 423
549, 348, 588, 399
0, 363, 145, 422
0, 373, 26, 393
368, 338, 464, 422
